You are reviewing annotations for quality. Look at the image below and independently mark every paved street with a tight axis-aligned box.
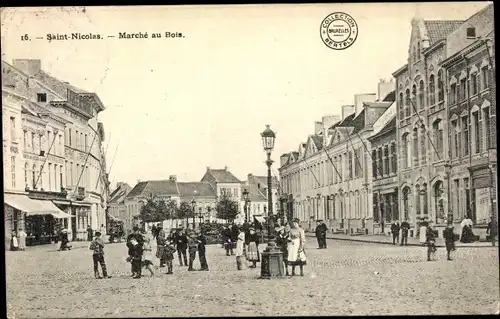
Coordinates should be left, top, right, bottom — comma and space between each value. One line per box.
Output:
6, 239, 499, 317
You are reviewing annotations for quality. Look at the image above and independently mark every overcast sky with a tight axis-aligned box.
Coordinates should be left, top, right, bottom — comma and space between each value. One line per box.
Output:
1, 3, 490, 189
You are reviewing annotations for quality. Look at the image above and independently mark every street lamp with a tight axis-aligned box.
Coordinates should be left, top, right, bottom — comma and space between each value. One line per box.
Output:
242, 188, 250, 223
259, 124, 284, 279
191, 198, 196, 230
444, 161, 452, 226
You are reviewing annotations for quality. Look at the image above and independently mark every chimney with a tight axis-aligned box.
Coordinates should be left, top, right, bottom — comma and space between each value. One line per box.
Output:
206, 166, 210, 171
341, 105, 355, 121
224, 166, 228, 171
12, 59, 42, 76
169, 175, 177, 181
314, 121, 322, 135
354, 93, 377, 116
377, 79, 395, 102
137, 179, 141, 184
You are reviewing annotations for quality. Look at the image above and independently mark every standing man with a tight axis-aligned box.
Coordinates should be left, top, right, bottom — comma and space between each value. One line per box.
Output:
174, 228, 188, 266
187, 230, 199, 271
443, 224, 457, 261
315, 220, 327, 249
156, 226, 167, 267
400, 219, 410, 246
426, 223, 437, 262
230, 223, 239, 254
486, 217, 498, 246
87, 225, 93, 242
151, 224, 157, 240
222, 225, 234, 256
197, 230, 209, 271
391, 220, 400, 245
89, 231, 111, 279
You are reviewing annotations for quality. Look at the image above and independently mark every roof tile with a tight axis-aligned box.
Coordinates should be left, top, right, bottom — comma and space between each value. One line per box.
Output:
423, 20, 464, 44
177, 182, 216, 197
205, 168, 241, 183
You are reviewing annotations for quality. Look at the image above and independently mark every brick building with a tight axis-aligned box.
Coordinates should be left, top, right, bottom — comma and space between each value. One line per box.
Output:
440, 4, 495, 226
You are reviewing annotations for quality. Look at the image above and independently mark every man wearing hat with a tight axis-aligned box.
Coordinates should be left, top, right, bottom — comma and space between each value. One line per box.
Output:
173, 228, 188, 266
315, 220, 328, 249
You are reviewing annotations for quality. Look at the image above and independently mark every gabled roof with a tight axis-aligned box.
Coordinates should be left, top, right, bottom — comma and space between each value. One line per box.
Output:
201, 168, 241, 184
310, 135, 323, 151
177, 182, 216, 197
33, 69, 90, 99
370, 117, 396, 141
126, 180, 179, 198
109, 183, 133, 204
382, 90, 396, 102
247, 174, 279, 188
423, 20, 464, 44
242, 183, 268, 202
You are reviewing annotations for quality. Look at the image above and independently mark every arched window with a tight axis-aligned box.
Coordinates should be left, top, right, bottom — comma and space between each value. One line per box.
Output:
429, 74, 436, 106
411, 84, 417, 113
398, 92, 404, 119
391, 143, 397, 173
432, 119, 443, 160
419, 80, 425, 109
437, 70, 444, 102
415, 184, 421, 215
402, 133, 410, 168
24, 162, 28, 188
405, 88, 411, 117
420, 125, 427, 164
422, 183, 428, 216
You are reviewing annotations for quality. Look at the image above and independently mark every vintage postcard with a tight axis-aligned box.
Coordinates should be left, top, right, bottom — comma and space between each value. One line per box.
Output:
2, 3, 498, 317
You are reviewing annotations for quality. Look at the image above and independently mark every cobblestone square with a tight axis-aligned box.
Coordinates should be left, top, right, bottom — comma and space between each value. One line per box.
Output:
6, 239, 499, 317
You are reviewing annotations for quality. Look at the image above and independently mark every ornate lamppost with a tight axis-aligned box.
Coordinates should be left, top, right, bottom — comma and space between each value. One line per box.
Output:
242, 188, 250, 223
191, 198, 196, 230
259, 125, 284, 279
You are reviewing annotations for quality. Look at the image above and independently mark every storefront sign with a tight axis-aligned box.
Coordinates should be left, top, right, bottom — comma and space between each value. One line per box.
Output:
47, 154, 64, 165
23, 152, 43, 162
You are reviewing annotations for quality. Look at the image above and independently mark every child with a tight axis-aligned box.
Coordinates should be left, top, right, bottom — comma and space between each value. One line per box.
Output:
129, 237, 144, 279
164, 241, 176, 274
89, 231, 111, 279
142, 237, 155, 277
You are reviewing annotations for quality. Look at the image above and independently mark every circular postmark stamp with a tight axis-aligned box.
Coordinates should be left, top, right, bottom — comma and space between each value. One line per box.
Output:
320, 12, 358, 50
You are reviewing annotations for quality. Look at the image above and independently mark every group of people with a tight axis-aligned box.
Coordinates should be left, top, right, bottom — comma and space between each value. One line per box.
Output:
389, 220, 411, 246
9, 230, 27, 251
222, 218, 308, 276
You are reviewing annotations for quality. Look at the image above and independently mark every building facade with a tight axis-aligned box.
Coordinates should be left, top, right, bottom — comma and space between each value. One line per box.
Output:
279, 82, 395, 234
3, 59, 109, 243
440, 4, 495, 227
240, 173, 280, 223
367, 104, 398, 235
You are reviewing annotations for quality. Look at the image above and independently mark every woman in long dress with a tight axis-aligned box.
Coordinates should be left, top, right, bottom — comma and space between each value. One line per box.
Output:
235, 226, 246, 270
287, 218, 307, 276
245, 227, 260, 268
10, 231, 19, 251
275, 225, 290, 276
18, 229, 27, 251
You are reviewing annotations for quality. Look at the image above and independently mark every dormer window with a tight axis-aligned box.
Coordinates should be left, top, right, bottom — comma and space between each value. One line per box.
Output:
37, 93, 47, 102
466, 27, 476, 39
257, 183, 261, 189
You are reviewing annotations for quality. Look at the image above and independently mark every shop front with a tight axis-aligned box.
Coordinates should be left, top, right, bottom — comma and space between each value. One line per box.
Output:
4, 193, 71, 248
471, 166, 494, 225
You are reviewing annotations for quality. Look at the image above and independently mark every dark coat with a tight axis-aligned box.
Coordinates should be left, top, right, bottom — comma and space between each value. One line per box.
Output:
197, 234, 207, 252
174, 232, 188, 250
221, 228, 232, 242
245, 233, 260, 246
391, 223, 401, 234
315, 224, 327, 237
400, 221, 410, 233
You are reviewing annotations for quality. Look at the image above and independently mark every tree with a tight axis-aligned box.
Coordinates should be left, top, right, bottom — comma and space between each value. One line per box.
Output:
178, 202, 194, 219
139, 197, 157, 223
215, 195, 239, 223
165, 199, 178, 220
156, 199, 169, 221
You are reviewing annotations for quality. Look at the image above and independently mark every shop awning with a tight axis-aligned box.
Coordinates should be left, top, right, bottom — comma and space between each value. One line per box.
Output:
4, 194, 43, 213
28, 200, 70, 218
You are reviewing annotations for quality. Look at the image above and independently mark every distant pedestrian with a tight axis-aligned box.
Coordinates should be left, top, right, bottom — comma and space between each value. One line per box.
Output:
187, 230, 199, 271
400, 220, 410, 246
486, 217, 498, 246
174, 228, 188, 266
100, 224, 106, 236
10, 231, 19, 251
231, 223, 239, 253
164, 241, 176, 274
196, 231, 209, 271
89, 231, 110, 279
460, 216, 475, 243
426, 223, 437, 261
287, 218, 307, 276
58, 229, 72, 251
315, 220, 328, 249
245, 227, 260, 268
419, 222, 427, 245
18, 229, 27, 251
235, 226, 246, 270
391, 221, 400, 245
87, 225, 93, 241
129, 237, 144, 279
156, 227, 167, 267
221, 226, 234, 256
443, 225, 457, 261
142, 237, 155, 277
151, 224, 157, 239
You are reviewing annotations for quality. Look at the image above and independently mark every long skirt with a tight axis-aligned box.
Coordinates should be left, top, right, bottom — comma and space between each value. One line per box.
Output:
460, 226, 475, 243
10, 237, 19, 251
287, 238, 307, 266
18, 236, 26, 250
246, 242, 260, 262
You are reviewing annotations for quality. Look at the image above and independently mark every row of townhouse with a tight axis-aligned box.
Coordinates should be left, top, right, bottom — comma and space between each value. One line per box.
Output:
111, 168, 279, 232
3, 59, 110, 247
279, 4, 496, 238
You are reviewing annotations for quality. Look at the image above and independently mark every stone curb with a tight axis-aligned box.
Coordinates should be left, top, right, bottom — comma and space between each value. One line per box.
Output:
305, 234, 496, 248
